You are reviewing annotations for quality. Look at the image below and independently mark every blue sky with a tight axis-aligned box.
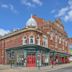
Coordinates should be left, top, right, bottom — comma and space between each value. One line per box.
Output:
0, 0, 72, 37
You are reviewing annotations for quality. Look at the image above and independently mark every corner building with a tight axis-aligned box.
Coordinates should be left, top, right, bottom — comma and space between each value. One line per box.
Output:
0, 15, 70, 67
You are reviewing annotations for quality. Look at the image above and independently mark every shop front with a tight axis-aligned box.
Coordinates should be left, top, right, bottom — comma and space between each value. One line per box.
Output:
6, 45, 50, 67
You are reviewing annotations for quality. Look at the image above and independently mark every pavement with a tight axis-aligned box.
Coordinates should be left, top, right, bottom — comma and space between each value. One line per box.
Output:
48, 66, 72, 72
0, 63, 72, 72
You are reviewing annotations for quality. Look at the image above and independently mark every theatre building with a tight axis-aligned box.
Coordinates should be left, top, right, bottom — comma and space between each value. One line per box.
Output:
0, 15, 70, 67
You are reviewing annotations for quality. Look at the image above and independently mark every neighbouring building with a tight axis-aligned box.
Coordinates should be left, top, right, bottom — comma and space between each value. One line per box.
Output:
68, 38, 72, 61
0, 15, 70, 67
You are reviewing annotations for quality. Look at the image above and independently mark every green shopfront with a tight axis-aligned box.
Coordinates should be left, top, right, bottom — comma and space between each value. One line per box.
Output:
6, 45, 50, 67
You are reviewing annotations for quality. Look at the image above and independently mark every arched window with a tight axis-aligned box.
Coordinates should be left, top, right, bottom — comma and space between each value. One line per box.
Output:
36, 35, 40, 45
22, 36, 27, 45
29, 36, 35, 44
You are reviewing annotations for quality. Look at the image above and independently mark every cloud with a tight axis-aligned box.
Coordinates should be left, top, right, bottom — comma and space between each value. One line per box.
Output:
51, 9, 56, 14
9, 4, 18, 14
1, 4, 9, 8
21, 0, 35, 7
21, 0, 43, 8
0, 4, 18, 14
32, 0, 42, 6
55, 0, 72, 22
56, 7, 68, 17
0, 28, 10, 36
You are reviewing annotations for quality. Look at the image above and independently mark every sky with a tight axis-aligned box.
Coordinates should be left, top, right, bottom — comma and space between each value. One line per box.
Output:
0, 0, 72, 37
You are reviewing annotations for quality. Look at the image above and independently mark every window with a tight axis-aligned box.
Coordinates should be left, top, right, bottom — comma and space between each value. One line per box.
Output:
62, 39, 65, 50
55, 35, 58, 42
29, 36, 35, 44
22, 36, 27, 45
55, 43, 57, 48
50, 32, 53, 40
65, 41, 68, 47
36, 35, 40, 45
43, 35, 48, 47
59, 37, 61, 44
7, 50, 15, 59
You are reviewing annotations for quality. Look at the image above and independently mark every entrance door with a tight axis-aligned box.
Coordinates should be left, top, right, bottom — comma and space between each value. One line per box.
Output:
27, 55, 36, 67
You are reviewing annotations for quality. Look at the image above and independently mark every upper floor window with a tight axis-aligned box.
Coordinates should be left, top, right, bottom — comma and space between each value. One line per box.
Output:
22, 36, 27, 45
43, 35, 48, 47
65, 41, 68, 47
62, 39, 65, 50
29, 36, 35, 44
55, 43, 57, 48
50, 32, 53, 40
55, 35, 58, 42
59, 37, 61, 44
36, 35, 40, 45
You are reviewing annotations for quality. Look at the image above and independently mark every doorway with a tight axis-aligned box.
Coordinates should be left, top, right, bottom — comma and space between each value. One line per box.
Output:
27, 52, 36, 67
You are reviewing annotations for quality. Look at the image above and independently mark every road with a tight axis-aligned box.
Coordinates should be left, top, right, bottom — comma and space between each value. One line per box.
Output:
48, 66, 72, 72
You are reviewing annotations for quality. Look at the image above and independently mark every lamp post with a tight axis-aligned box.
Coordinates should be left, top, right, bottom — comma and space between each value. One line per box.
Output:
50, 50, 55, 68
36, 51, 41, 70
10, 50, 14, 68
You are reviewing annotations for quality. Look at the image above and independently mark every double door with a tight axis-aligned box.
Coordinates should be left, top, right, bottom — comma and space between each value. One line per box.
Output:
27, 53, 36, 67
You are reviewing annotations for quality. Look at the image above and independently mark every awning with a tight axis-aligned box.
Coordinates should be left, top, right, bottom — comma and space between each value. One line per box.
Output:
6, 44, 51, 52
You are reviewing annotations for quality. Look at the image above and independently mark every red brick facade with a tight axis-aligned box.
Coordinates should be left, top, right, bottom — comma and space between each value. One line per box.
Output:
0, 15, 70, 65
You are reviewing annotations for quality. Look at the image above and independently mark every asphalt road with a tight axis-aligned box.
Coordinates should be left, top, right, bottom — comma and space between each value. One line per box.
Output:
48, 66, 72, 72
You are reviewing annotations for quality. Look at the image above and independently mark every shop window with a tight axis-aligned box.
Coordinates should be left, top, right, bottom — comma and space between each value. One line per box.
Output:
22, 36, 27, 45
36, 35, 40, 45
43, 35, 48, 47
7, 50, 15, 60
29, 36, 35, 44
7, 51, 11, 59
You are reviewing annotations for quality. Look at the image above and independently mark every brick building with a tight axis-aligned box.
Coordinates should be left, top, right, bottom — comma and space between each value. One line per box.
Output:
0, 15, 70, 67
68, 38, 72, 61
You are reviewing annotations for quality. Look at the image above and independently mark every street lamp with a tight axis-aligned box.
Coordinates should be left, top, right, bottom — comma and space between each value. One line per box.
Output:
36, 51, 41, 70
50, 50, 55, 68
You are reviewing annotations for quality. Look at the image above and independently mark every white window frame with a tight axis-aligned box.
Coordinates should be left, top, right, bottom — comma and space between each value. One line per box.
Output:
43, 35, 48, 47
29, 36, 35, 44
22, 36, 27, 45
59, 37, 61, 44
36, 35, 40, 45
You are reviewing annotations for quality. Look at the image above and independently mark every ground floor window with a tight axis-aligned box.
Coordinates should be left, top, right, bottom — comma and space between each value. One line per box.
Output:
6, 48, 50, 67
